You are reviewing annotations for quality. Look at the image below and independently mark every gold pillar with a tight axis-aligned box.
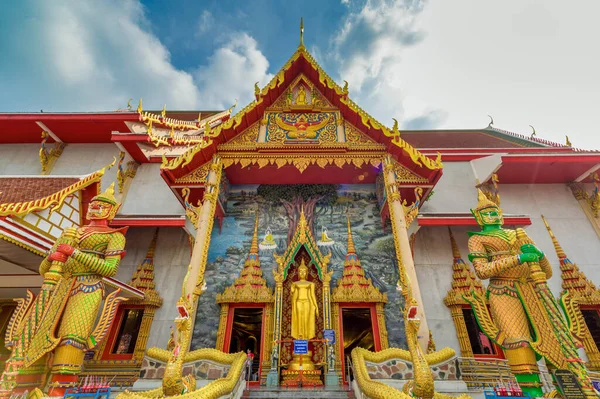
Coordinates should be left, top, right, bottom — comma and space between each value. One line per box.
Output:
177, 156, 223, 347
382, 155, 429, 348
375, 303, 389, 350
449, 307, 473, 357
215, 304, 229, 352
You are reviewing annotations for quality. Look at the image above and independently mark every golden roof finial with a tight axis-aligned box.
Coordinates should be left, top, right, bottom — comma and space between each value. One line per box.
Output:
137, 98, 143, 114
250, 212, 259, 254
347, 216, 356, 254
541, 215, 566, 260
566, 135, 572, 147
161, 104, 167, 118
299, 17, 305, 48
448, 227, 461, 259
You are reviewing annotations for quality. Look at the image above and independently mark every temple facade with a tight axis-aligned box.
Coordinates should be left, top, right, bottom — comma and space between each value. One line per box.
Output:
1, 28, 600, 399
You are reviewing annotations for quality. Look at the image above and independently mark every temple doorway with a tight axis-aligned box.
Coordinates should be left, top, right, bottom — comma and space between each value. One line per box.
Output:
339, 306, 378, 381
226, 307, 265, 383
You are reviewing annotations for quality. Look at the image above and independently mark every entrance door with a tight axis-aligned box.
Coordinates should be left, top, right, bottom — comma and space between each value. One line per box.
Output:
226, 307, 264, 383
339, 306, 378, 382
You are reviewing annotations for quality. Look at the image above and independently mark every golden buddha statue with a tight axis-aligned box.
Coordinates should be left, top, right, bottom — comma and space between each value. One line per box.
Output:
296, 85, 307, 105
287, 260, 320, 374
291, 259, 319, 340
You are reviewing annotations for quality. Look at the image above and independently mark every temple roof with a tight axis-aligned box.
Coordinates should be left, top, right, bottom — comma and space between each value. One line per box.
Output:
0, 177, 79, 204
0, 168, 107, 217
159, 43, 443, 183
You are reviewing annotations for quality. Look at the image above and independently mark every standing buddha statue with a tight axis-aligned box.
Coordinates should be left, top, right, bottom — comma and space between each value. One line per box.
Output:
467, 189, 595, 397
17, 183, 128, 396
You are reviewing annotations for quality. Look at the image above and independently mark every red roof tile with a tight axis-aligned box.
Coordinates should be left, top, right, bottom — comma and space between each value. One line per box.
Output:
0, 177, 79, 204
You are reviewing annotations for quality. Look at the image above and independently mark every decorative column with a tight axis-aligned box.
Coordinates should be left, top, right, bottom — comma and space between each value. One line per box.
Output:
443, 227, 486, 358
267, 267, 284, 387
382, 155, 429, 348
542, 216, 600, 371
178, 155, 222, 348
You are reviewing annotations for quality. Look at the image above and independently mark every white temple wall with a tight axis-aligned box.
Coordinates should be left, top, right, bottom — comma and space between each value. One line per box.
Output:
119, 163, 184, 216
413, 225, 471, 353
51, 143, 120, 188
0, 144, 45, 175
421, 162, 478, 213
117, 227, 192, 351
500, 183, 600, 295
0, 143, 120, 189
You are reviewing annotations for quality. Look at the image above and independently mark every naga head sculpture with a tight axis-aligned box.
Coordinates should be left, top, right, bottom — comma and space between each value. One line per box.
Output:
471, 188, 503, 228
87, 182, 121, 221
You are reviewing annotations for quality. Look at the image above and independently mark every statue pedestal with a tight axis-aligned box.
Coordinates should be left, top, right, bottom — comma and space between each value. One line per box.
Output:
325, 371, 339, 386
281, 369, 323, 387
266, 368, 279, 387
281, 353, 323, 387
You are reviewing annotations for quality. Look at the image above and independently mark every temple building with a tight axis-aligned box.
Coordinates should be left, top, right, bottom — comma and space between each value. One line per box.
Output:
1, 24, 600, 399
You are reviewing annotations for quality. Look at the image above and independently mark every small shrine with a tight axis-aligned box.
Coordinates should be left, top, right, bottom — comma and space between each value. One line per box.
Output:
331, 217, 388, 382
215, 214, 274, 384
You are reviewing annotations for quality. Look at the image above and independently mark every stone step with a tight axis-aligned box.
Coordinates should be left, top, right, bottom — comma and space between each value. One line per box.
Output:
243, 387, 352, 398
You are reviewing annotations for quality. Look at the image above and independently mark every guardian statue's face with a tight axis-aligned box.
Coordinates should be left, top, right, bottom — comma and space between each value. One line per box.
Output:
477, 206, 503, 226
86, 200, 115, 220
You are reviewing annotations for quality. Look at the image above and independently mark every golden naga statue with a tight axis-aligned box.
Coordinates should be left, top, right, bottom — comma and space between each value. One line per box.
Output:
290, 259, 319, 340
466, 189, 596, 398
8, 183, 128, 396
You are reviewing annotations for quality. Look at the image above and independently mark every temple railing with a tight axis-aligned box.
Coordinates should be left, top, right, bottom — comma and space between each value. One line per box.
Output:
456, 357, 516, 391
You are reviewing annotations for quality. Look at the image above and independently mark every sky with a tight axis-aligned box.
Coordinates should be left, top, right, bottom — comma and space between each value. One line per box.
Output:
1, 0, 599, 149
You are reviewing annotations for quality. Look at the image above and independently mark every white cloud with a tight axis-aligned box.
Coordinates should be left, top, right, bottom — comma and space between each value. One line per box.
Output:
332, 0, 600, 149
0, 0, 272, 114
329, 0, 436, 128
196, 10, 214, 36
194, 33, 273, 109
29, 0, 200, 110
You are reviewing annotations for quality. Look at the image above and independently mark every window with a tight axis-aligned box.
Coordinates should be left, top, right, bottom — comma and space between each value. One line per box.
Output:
462, 307, 502, 358
581, 307, 600, 349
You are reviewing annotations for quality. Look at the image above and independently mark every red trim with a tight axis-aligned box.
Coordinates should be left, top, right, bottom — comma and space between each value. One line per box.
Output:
417, 216, 532, 226
110, 217, 186, 227
101, 304, 145, 361
337, 303, 381, 384
1, 216, 54, 246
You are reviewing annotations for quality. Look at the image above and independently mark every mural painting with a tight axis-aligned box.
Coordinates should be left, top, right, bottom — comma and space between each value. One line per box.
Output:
191, 183, 404, 350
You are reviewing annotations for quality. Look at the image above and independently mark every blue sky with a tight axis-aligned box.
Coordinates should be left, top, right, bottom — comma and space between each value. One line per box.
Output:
1, 0, 599, 148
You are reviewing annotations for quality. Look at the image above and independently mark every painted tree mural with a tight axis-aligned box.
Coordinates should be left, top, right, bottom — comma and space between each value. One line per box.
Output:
256, 184, 339, 242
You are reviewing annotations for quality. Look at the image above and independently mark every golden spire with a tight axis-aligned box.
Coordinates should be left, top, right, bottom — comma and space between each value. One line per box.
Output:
299, 17, 305, 48
448, 227, 461, 260
130, 229, 163, 307
541, 215, 566, 260
216, 213, 273, 304
443, 227, 484, 307
347, 216, 356, 254
250, 212, 259, 255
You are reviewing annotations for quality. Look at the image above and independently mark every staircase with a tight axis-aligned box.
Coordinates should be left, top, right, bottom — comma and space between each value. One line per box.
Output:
242, 386, 354, 398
